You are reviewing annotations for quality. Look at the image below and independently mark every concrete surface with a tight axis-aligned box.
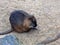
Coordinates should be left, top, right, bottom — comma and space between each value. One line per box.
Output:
0, 0, 60, 45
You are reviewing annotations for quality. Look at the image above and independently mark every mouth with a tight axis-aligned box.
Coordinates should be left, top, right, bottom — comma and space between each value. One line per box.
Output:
29, 27, 37, 30
29, 24, 37, 28
29, 26, 34, 28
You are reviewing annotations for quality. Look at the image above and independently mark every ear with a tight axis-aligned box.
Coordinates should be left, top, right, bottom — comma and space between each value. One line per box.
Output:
27, 15, 35, 20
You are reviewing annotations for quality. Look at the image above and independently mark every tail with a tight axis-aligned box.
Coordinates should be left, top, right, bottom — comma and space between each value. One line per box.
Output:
0, 30, 13, 35
40, 33, 60, 44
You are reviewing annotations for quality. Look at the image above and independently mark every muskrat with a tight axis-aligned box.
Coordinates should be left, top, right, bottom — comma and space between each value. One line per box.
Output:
0, 10, 37, 35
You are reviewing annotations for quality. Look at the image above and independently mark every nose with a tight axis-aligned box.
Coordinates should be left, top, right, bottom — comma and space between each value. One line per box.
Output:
29, 21, 37, 28
33, 21, 37, 27
35, 23, 37, 27
33, 23, 37, 27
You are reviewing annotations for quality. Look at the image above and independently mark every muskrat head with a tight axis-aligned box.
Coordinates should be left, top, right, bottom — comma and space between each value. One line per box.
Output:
23, 15, 37, 30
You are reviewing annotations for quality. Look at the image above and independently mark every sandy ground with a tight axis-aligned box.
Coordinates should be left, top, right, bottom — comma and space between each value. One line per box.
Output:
0, 0, 60, 45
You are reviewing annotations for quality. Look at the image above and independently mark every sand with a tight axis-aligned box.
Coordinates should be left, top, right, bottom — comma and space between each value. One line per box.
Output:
0, 0, 60, 45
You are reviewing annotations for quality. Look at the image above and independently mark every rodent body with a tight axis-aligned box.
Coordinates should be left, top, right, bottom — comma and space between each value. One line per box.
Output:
0, 10, 37, 35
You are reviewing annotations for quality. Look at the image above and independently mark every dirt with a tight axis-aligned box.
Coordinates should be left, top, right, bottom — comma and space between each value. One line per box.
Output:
0, 0, 60, 45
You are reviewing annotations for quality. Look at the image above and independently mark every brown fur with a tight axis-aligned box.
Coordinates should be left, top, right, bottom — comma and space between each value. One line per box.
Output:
0, 10, 37, 35
13, 16, 36, 33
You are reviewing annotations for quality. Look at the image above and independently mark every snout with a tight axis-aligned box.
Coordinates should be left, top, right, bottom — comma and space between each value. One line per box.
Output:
29, 21, 37, 28
33, 20, 37, 27
29, 23, 37, 30
32, 23, 37, 28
